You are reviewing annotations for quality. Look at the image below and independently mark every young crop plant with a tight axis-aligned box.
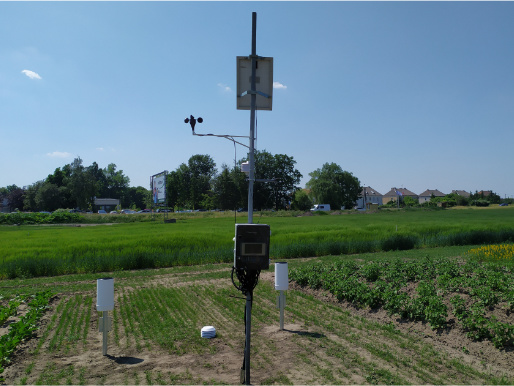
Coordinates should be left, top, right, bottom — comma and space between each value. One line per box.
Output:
489, 318, 514, 349
450, 295, 468, 321
437, 274, 463, 294
48, 295, 82, 352
423, 296, 448, 330
0, 296, 23, 325
383, 291, 411, 319
507, 290, 514, 311
0, 291, 53, 382
460, 303, 491, 341
360, 261, 382, 282
436, 259, 461, 278
470, 287, 499, 307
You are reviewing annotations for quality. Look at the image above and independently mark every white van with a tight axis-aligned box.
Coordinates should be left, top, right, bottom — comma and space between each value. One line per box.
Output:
310, 204, 331, 211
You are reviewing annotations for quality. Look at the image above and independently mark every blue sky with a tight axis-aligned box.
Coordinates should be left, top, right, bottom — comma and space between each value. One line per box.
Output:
1, 1, 514, 198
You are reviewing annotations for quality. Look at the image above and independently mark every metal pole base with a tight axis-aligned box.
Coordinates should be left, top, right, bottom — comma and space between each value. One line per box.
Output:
99, 311, 111, 356
244, 293, 252, 385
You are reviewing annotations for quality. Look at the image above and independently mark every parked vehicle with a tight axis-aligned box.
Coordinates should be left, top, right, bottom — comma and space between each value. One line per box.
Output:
98, 210, 107, 214
310, 204, 331, 211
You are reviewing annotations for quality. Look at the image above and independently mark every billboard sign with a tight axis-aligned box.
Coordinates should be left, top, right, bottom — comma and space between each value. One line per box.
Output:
151, 171, 167, 205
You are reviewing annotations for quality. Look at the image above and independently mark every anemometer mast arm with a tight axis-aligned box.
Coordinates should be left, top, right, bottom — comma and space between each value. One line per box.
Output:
192, 132, 250, 149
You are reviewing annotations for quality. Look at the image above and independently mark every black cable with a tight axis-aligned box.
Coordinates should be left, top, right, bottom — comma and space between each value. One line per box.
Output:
240, 289, 252, 384
231, 267, 260, 384
231, 267, 260, 295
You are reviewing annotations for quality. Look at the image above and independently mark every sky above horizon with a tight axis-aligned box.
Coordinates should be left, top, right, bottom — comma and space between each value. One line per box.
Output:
1, 2, 514, 198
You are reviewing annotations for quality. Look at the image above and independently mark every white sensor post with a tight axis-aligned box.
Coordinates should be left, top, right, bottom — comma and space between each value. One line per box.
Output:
275, 262, 288, 330
96, 278, 114, 356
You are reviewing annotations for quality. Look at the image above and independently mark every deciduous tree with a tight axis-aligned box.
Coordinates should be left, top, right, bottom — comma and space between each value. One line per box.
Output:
188, 154, 216, 209
239, 150, 302, 210
5, 185, 25, 211
291, 189, 312, 211
212, 164, 242, 210
35, 183, 62, 212
103, 163, 130, 199
306, 163, 361, 210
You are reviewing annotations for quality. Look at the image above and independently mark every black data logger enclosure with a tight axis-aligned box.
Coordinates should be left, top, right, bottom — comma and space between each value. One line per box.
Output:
234, 224, 270, 270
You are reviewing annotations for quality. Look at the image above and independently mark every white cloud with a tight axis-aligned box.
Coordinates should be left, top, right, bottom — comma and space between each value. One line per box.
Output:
96, 147, 105, 152
46, 151, 72, 158
273, 81, 287, 89
217, 83, 232, 92
21, 69, 42, 80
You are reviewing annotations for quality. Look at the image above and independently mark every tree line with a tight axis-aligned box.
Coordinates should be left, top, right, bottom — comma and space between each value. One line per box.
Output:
0, 151, 363, 213
0, 157, 143, 212
387, 190, 508, 208
164, 151, 361, 212
166, 151, 303, 211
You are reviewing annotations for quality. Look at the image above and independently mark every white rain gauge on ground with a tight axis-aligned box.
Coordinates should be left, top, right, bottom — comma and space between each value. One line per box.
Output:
96, 278, 114, 356
275, 262, 288, 330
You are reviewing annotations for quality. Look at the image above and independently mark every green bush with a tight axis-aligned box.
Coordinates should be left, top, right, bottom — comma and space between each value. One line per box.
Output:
381, 234, 417, 251
0, 212, 83, 225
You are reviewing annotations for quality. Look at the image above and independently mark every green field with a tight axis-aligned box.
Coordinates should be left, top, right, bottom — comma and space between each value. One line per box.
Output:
1, 208, 514, 384
1, 207, 514, 279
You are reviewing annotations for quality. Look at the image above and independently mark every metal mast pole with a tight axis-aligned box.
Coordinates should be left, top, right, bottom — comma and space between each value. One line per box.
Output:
244, 13, 257, 385
248, 12, 257, 225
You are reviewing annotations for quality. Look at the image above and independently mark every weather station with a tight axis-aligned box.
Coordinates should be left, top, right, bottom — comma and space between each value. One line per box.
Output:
185, 12, 273, 385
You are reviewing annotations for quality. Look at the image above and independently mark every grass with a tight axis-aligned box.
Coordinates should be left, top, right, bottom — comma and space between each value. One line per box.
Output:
1, 207, 514, 279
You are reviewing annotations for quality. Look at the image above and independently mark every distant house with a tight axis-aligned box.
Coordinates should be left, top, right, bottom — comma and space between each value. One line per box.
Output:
477, 190, 493, 197
418, 189, 446, 204
94, 198, 120, 212
452, 190, 470, 198
355, 186, 383, 209
382, 187, 418, 205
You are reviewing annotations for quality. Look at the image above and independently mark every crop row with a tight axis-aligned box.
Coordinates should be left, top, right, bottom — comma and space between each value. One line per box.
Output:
0, 295, 24, 326
0, 291, 54, 382
289, 254, 514, 349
